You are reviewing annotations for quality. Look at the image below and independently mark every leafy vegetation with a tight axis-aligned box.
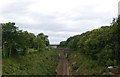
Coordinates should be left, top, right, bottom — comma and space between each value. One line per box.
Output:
2, 22, 50, 57
2, 22, 58, 75
60, 16, 120, 74
2, 48, 58, 75
68, 51, 108, 75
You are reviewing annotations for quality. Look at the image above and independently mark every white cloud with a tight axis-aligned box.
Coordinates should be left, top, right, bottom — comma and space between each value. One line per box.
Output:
0, 0, 119, 44
119, 1, 120, 15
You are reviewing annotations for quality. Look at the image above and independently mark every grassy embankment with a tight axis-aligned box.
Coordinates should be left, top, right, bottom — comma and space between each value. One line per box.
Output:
68, 51, 110, 75
2, 48, 58, 75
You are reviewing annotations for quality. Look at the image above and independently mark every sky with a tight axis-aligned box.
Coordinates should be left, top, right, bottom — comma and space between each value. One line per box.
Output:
0, 0, 119, 44
118, 1, 120, 15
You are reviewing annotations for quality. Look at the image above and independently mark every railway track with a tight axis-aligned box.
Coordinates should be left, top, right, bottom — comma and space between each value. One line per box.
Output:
56, 48, 70, 77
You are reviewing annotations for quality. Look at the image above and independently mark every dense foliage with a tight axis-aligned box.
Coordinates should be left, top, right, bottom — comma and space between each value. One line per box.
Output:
2, 22, 50, 57
68, 51, 107, 75
2, 22, 58, 75
2, 49, 58, 75
60, 16, 120, 66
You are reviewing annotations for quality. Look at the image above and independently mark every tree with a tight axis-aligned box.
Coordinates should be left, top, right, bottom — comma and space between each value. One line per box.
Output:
36, 33, 46, 51
60, 16, 120, 65
59, 41, 66, 47
2, 22, 18, 57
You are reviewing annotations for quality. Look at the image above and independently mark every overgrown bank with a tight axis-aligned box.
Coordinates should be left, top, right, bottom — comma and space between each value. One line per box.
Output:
2, 48, 58, 75
68, 51, 108, 75
1, 22, 59, 75
60, 16, 120, 75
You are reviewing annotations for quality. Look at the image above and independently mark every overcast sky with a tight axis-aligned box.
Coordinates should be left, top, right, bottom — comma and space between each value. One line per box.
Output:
0, 0, 119, 44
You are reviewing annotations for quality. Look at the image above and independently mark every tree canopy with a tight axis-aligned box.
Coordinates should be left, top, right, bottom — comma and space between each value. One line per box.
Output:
2, 22, 50, 58
59, 16, 120, 66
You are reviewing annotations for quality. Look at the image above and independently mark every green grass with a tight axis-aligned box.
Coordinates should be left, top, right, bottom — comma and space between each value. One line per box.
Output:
2, 48, 58, 75
68, 51, 109, 75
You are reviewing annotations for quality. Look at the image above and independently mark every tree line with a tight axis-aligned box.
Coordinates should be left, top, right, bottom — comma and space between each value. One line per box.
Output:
2, 22, 50, 58
60, 16, 120, 66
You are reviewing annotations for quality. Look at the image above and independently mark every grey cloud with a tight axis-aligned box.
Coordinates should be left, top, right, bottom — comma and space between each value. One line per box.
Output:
1, 1, 32, 15
118, 1, 120, 15
0, 0, 117, 44
49, 36, 67, 44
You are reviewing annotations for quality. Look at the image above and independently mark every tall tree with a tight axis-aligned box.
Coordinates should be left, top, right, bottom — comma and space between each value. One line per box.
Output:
2, 22, 18, 57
